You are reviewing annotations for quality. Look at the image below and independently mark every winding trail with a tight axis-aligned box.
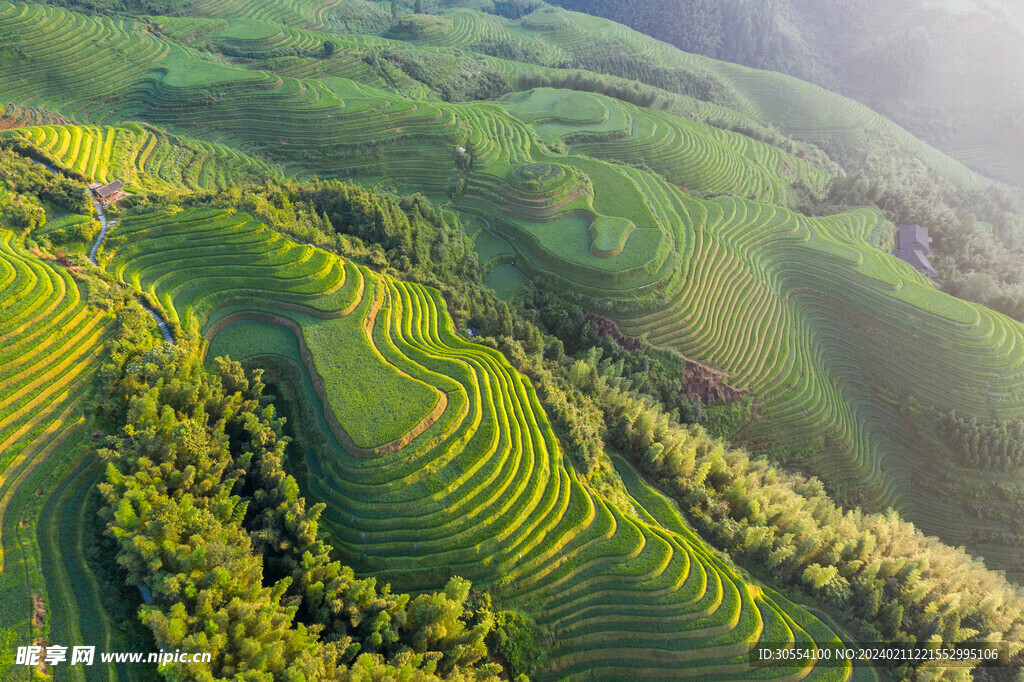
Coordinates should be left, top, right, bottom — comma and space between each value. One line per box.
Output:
31, 158, 175, 345
85, 190, 174, 344
87, 200, 109, 264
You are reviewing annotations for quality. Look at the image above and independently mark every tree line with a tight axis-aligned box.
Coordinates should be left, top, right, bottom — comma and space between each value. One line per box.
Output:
484, 0, 543, 20
0, 146, 92, 214
561, 349, 1024, 678
938, 410, 1024, 473
893, 390, 1024, 476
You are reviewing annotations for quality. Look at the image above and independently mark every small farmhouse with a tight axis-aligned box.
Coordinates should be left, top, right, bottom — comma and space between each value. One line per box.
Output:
894, 223, 941, 284
92, 179, 126, 206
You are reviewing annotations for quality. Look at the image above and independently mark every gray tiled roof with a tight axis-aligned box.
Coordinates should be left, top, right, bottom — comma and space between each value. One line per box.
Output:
95, 180, 124, 198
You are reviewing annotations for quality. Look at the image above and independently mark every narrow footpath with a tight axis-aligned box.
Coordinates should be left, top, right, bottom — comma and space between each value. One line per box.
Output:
89, 193, 175, 344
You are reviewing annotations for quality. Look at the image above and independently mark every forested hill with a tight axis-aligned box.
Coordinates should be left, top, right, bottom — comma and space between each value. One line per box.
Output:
549, 0, 1024, 188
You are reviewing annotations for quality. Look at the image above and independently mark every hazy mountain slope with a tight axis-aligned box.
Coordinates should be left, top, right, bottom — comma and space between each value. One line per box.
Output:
550, 0, 1024, 188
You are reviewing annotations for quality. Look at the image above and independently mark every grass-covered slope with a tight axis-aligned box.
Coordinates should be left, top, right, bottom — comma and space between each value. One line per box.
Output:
104, 207, 867, 680
502, 87, 830, 205
0, 1, 973, 198
106, 207, 442, 451
551, 0, 1024, 187
0, 2, 462, 189
0, 229, 139, 680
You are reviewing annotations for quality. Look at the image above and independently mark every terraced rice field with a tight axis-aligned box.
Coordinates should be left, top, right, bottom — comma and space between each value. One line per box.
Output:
404, 9, 561, 61
460, 151, 677, 291
483, 263, 528, 301
0, 228, 137, 681
183, 0, 344, 31
382, 2, 979, 189
611, 188, 1024, 570
472, 231, 513, 267
705, 61, 980, 188
0, 3, 238, 120
0, 122, 277, 190
33, 210, 96, 243
4, 0, 1018, 571
0, 6, 450, 184
0, 3, 829, 206
106, 207, 359, 333
3, 0, 1023, 674
0, 103, 70, 130
152, 14, 363, 59
504, 88, 830, 206
103, 207, 868, 680
149, 15, 394, 86
0, 3, 830, 212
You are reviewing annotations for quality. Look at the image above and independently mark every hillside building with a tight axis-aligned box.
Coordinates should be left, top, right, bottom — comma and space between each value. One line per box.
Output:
91, 179, 127, 205
894, 223, 941, 284
92, 179, 126, 206
91, 176, 127, 205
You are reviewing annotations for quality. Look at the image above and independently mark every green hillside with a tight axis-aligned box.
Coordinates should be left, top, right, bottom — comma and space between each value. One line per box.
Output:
106, 206, 865, 680
0, 0, 1007, 571
3, 0, 1024, 678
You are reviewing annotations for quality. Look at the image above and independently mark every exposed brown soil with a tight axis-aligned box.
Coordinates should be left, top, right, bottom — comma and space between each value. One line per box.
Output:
32, 594, 45, 628
682, 360, 745, 406
33, 637, 48, 675
585, 313, 642, 352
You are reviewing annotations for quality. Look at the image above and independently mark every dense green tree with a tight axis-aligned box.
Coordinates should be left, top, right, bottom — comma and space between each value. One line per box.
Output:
2, 194, 46, 231
486, 0, 542, 20
559, 352, 1024, 673
0, 145, 91, 213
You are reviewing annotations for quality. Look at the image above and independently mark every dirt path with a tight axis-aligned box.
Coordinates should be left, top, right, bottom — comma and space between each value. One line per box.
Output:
88, 192, 174, 344
87, 200, 110, 265
60, 176, 173, 346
